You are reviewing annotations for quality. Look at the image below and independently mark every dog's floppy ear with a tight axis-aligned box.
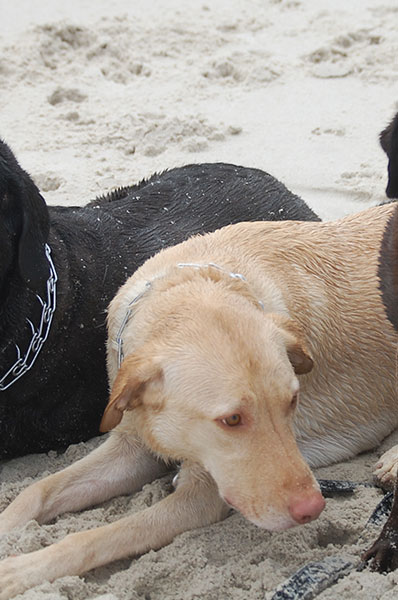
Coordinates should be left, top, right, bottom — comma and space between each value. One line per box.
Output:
99, 353, 163, 432
18, 189, 50, 291
286, 341, 313, 375
269, 313, 313, 375
0, 140, 50, 293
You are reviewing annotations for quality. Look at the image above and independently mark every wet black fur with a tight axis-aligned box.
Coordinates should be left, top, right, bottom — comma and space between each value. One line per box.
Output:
363, 491, 398, 573
0, 139, 319, 458
378, 208, 398, 330
373, 181, 398, 572
380, 112, 398, 199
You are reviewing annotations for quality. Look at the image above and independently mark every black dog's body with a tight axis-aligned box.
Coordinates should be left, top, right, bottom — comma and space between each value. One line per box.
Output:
362, 205, 398, 571
352, 115, 398, 573
0, 141, 319, 458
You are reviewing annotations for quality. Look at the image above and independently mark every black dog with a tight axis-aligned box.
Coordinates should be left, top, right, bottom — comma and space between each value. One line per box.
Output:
0, 140, 319, 458
380, 112, 398, 199
363, 204, 398, 572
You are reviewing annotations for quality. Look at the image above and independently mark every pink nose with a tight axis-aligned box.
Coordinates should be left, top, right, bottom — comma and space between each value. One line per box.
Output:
288, 491, 325, 525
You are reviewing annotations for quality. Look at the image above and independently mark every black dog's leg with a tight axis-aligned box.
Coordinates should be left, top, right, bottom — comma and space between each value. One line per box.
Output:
363, 475, 398, 572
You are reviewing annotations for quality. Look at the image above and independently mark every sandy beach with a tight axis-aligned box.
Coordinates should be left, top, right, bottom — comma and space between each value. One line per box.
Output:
1, 0, 398, 598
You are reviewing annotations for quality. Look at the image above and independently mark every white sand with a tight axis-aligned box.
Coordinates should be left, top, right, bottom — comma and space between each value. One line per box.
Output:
0, 0, 398, 598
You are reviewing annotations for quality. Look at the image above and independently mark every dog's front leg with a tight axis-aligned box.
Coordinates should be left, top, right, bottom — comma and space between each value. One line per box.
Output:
0, 462, 228, 600
363, 446, 398, 571
0, 431, 167, 535
362, 478, 398, 572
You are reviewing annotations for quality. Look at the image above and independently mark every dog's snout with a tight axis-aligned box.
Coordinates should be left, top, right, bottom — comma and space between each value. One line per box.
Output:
288, 490, 325, 525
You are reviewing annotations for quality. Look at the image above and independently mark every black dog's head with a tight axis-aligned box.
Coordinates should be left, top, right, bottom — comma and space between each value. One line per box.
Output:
0, 140, 50, 294
380, 112, 398, 200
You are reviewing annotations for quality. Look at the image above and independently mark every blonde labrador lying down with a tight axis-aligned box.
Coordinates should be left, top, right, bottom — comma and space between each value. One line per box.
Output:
0, 202, 397, 598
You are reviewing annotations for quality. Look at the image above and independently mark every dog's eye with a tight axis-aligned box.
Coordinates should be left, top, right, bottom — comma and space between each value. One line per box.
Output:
290, 392, 299, 410
222, 414, 241, 427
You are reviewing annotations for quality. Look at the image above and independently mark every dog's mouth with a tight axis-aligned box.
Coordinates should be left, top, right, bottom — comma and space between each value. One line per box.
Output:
246, 511, 299, 532
221, 491, 325, 531
222, 494, 297, 530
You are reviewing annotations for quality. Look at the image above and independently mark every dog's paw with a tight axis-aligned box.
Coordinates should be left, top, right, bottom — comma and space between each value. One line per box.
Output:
363, 517, 398, 573
373, 445, 398, 490
0, 554, 34, 599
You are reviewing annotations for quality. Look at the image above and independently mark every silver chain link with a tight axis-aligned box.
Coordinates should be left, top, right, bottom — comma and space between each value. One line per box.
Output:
0, 244, 58, 391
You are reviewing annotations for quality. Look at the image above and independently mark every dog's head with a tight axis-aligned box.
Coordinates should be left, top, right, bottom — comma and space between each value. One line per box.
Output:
101, 292, 324, 531
0, 140, 50, 293
380, 112, 398, 199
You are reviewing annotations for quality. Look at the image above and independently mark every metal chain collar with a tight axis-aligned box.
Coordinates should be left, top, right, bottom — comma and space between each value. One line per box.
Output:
115, 262, 264, 368
0, 244, 58, 391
